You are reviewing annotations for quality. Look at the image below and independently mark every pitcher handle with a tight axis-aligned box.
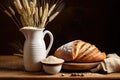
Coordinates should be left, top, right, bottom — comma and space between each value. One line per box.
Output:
43, 30, 54, 55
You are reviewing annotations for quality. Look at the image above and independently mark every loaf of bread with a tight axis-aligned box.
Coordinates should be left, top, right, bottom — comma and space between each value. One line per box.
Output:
54, 40, 106, 62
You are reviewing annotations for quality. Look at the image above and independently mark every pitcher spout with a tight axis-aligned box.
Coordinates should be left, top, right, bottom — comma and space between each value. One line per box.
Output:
20, 27, 29, 39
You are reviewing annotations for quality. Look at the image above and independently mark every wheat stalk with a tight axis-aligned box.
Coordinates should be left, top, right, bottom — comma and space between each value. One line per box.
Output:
16, 0, 22, 9
48, 0, 60, 16
22, 0, 27, 10
4, 10, 12, 17
1, 0, 65, 28
8, 6, 22, 27
0, 1, 22, 28
23, 0, 31, 16
4, 10, 20, 29
30, 1, 36, 15
29, 1, 35, 26
40, 0, 49, 28
8, 6, 15, 15
32, 0, 37, 6
20, 16, 26, 26
13, 1, 22, 14
35, 7, 39, 27
49, 3, 64, 22
48, 4, 56, 16
39, 6, 43, 19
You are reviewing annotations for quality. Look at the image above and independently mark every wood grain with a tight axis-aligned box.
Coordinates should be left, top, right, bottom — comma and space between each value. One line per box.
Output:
0, 56, 120, 80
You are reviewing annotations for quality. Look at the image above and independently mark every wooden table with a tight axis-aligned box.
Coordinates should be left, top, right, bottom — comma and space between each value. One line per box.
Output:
0, 55, 120, 80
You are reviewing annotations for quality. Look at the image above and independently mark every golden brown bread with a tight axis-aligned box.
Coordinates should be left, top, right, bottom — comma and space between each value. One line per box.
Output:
54, 40, 78, 61
54, 40, 106, 63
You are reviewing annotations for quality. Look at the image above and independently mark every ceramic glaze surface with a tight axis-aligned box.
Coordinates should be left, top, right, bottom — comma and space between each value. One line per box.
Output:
43, 64, 62, 74
20, 27, 54, 71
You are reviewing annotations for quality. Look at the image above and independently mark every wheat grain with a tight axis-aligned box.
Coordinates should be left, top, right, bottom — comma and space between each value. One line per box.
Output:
22, 13, 29, 26
4, 10, 12, 17
27, 7, 31, 16
49, 12, 58, 22
28, 16, 34, 26
13, 1, 22, 14
3, 0, 64, 28
32, 0, 37, 6
30, 1, 35, 15
20, 16, 26, 26
8, 6, 15, 15
40, 1, 49, 28
25, 0, 31, 16
15, 0, 22, 9
35, 7, 39, 27
27, 17, 32, 26
48, 4, 56, 16
22, 0, 30, 10
22, 0, 31, 16
40, 17, 47, 28
9, 6, 23, 27
22, 0, 27, 9
41, 1, 49, 24
39, 6, 43, 19
49, 3, 64, 22
4, 10, 20, 28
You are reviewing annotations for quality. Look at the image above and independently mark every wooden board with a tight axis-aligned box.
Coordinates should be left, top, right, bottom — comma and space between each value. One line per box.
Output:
62, 62, 99, 70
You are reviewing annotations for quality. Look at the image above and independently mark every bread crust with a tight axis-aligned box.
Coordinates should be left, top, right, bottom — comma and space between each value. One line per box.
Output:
54, 40, 78, 61
54, 40, 106, 62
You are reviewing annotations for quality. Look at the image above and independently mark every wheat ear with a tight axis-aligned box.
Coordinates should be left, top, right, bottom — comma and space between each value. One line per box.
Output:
39, 5, 43, 19
40, 0, 49, 28
8, 6, 15, 15
13, 1, 22, 14
30, 1, 36, 15
15, 0, 22, 9
4, 10, 12, 17
23, 0, 31, 16
48, 0, 60, 16
8, 6, 22, 27
29, 1, 35, 26
4, 10, 19, 29
48, 4, 56, 16
35, 7, 39, 27
32, 0, 37, 6
48, 3, 64, 22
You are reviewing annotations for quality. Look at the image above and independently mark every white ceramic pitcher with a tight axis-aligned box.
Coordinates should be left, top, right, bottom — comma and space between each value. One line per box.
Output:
20, 26, 54, 71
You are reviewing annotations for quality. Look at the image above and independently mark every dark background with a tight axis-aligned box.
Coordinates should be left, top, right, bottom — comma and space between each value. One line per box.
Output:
0, 0, 120, 55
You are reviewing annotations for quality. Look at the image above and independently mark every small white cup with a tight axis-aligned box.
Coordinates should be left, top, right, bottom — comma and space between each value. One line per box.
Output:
42, 63, 63, 74
41, 56, 64, 74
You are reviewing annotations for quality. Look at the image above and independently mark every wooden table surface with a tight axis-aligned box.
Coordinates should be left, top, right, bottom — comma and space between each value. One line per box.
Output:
0, 55, 120, 80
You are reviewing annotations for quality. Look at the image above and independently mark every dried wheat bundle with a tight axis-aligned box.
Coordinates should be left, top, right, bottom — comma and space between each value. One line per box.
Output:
1, 0, 65, 28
